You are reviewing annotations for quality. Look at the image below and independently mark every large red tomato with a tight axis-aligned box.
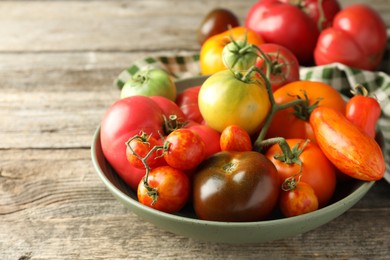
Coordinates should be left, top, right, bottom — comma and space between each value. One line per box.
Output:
245, 0, 340, 65
100, 96, 169, 191
314, 4, 387, 70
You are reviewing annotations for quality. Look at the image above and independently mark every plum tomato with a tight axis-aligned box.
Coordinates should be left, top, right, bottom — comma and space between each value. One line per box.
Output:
138, 166, 190, 213
279, 181, 319, 217
197, 8, 240, 45
164, 129, 206, 171
265, 138, 336, 207
198, 70, 271, 135
220, 125, 252, 152
310, 106, 386, 181
193, 151, 280, 222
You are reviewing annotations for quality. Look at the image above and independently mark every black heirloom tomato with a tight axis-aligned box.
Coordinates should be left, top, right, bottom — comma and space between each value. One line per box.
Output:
193, 151, 280, 222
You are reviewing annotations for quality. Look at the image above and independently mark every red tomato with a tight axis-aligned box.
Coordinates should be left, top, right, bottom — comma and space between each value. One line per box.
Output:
255, 43, 300, 92
100, 96, 164, 190
310, 106, 386, 181
220, 125, 252, 152
138, 166, 190, 213
164, 129, 206, 171
245, 0, 340, 65
267, 81, 346, 143
175, 86, 204, 124
186, 123, 221, 158
150, 95, 186, 121
279, 181, 319, 217
265, 139, 336, 207
125, 133, 164, 169
314, 4, 387, 70
345, 86, 381, 138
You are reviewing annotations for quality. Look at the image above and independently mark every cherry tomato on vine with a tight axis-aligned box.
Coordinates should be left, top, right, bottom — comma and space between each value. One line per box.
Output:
125, 133, 165, 169
310, 106, 385, 181
164, 129, 206, 171
265, 138, 336, 207
193, 151, 280, 222
267, 80, 346, 143
199, 70, 271, 135
345, 85, 381, 139
255, 43, 300, 92
279, 181, 319, 217
197, 8, 240, 45
138, 166, 190, 213
200, 26, 264, 75
220, 125, 252, 152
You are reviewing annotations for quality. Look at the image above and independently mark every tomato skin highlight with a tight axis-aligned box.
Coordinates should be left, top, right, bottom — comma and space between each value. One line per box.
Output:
137, 166, 190, 213
193, 151, 280, 222
310, 107, 385, 181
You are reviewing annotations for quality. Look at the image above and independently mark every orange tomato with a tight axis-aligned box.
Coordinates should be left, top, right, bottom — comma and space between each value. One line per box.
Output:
199, 26, 265, 75
265, 138, 336, 207
266, 80, 346, 143
310, 106, 385, 181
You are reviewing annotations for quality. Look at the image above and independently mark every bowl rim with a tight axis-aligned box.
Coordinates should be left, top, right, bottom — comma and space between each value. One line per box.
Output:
91, 126, 375, 227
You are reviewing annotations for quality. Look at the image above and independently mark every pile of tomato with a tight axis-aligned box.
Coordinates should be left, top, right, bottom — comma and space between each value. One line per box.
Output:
99, 0, 387, 222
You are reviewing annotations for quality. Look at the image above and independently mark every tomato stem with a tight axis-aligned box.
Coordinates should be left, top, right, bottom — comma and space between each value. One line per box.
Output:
126, 132, 170, 205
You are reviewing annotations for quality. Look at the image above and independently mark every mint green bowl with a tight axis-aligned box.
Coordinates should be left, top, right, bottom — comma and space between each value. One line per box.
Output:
91, 76, 375, 243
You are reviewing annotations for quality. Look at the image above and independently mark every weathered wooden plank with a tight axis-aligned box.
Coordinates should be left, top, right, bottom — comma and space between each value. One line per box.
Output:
0, 0, 388, 53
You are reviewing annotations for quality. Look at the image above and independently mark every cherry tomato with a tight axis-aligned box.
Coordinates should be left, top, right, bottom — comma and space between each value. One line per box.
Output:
200, 26, 264, 75
345, 85, 381, 138
164, 129, 206, 171
310, 106, 385, 181
100, 96, 165, 191
267, 80, 346, 143
279, 181, 319, 217
120, 68, 177, 101
193, 151, 280, 221
125, 133, 164, 169
197, 8, 240, 45
265, 138, 336, 207
138, 166, 190, 213
255, 43, 300, 92
175, 86, 203, 124
198, 70, 271, 135
220, 125, 252, 152
314, 4, 387, 70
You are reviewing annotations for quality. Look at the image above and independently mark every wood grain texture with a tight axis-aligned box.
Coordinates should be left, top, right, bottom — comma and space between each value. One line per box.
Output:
0, 0, 389, 259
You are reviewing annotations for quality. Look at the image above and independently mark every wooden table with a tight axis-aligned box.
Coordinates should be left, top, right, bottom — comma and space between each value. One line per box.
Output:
1, 0, 389, 259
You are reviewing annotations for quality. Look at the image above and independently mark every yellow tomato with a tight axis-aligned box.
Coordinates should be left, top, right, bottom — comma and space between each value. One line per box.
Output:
198, 70, 271, 135
199, 26, 265, 75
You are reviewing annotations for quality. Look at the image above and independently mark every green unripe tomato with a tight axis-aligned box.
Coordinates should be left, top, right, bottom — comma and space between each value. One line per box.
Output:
120, 68, 177, 101
222, 40, 258, 71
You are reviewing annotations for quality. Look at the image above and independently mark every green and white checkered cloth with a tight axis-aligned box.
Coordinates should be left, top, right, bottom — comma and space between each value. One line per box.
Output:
114, 32, 390, 183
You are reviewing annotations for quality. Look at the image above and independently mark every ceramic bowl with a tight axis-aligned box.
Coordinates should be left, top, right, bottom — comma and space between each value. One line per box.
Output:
91, 76, 375, 243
